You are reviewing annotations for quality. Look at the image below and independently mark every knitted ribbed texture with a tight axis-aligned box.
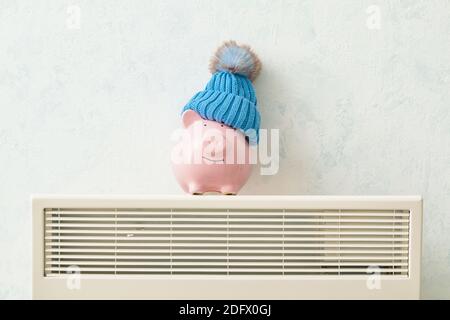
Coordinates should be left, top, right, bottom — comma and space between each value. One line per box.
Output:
182, 71, 260, 143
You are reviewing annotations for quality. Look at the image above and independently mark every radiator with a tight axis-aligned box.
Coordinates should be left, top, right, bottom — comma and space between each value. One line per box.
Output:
32, 195, 422, 299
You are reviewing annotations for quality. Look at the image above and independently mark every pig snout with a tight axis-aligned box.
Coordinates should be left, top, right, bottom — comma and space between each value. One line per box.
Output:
202, 134, 226, 160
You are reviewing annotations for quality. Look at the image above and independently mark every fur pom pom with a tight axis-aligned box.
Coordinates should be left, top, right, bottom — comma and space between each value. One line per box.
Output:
209, 40, 261, 81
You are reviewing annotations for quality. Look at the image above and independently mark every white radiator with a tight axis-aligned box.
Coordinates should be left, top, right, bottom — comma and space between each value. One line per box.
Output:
32, 195, 422, 299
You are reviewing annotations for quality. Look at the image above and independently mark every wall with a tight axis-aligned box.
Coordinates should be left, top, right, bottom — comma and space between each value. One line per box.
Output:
0, 0, 449, 299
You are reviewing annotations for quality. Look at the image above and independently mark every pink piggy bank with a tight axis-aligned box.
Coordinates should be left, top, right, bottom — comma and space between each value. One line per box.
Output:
171, 110, 252, 195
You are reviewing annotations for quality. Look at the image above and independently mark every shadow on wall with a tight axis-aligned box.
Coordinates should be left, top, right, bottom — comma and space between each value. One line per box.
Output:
241, 63, 310, 195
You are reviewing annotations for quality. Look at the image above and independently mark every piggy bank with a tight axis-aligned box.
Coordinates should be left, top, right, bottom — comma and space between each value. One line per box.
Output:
171, 110, 252, 195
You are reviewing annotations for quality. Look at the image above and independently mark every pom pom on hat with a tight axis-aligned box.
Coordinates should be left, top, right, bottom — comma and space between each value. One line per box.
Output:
209, 40, 261, 82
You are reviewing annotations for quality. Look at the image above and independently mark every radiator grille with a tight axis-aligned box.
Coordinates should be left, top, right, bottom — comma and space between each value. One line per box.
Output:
44, 208, 410, 276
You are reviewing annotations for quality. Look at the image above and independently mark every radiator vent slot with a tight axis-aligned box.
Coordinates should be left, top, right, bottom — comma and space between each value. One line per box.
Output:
44, 208, 410, 276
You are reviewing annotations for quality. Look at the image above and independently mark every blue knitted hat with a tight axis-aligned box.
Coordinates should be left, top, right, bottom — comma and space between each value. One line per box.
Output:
182, 41, 262, 143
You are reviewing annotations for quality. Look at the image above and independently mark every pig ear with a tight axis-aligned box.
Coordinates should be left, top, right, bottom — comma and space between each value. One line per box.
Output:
182, 110, 203, 128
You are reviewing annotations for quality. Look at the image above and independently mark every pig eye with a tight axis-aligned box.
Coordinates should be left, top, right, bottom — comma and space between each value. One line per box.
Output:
220, 124, 224, 127
203, 123, 207, 126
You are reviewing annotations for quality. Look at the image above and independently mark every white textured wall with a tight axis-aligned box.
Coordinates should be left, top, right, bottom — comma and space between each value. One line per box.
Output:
0, 0, 449, 299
